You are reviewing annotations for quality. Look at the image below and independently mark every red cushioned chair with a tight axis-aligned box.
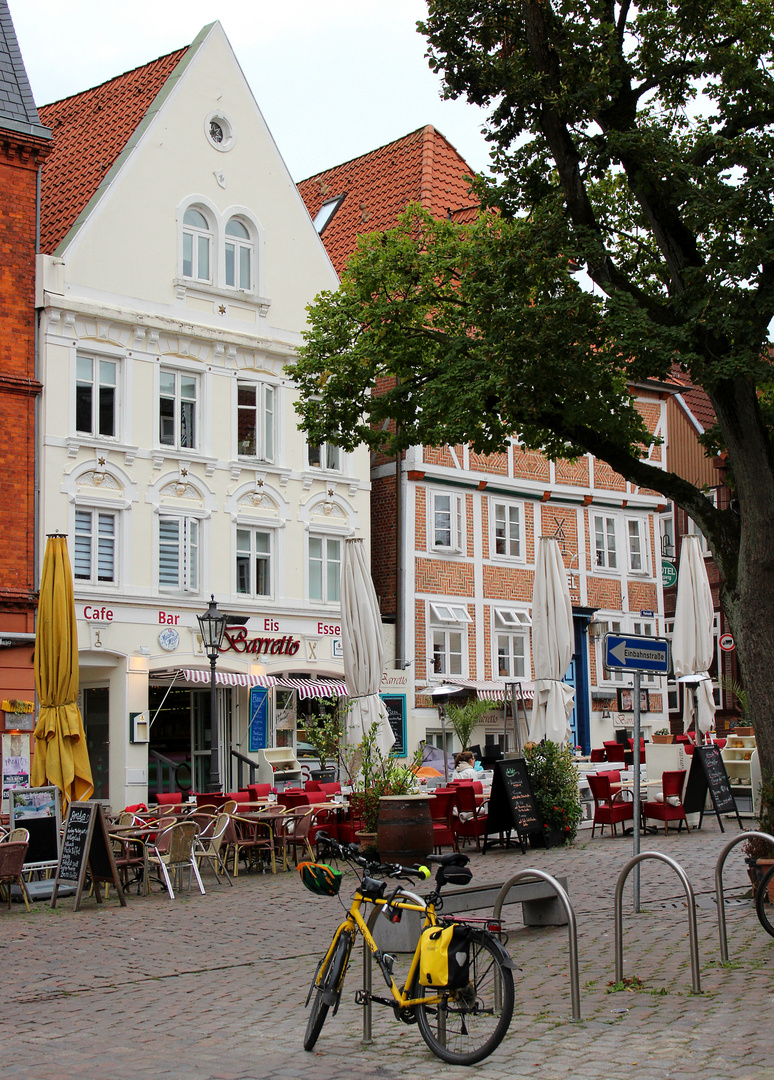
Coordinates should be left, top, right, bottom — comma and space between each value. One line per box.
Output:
452, 782, 488, 853
429, 789, 458, 853
279, 789, 310, 809
305, 780, 323, 793
247, 783, 272, 802
627, 737, 646, 763
156, 792, 183, 811
642, 770, 689, 834
587, 773, 634, 838
603, 741, 627, 764
590, 748, 606, 762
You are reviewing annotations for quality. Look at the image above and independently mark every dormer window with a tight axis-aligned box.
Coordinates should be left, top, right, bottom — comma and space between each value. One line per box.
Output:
225, 218, 252, 290
182, 208, 211, 282
313, 195, 345, 234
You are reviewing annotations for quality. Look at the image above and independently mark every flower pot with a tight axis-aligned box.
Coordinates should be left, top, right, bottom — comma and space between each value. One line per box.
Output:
377, 794, 433, 866
652, 734, 675, 744
355, 830, 378, 850
530, 826, 566, 849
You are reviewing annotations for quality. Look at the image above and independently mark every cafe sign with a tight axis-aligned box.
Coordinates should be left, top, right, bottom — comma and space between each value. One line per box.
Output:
220, 626, 301, 656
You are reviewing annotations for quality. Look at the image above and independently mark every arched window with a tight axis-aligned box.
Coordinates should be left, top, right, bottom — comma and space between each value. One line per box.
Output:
182, 207, 212, 282
225, 217, 253, 290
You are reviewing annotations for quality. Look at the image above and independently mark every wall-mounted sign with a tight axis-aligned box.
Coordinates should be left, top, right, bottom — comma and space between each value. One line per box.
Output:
249, 686, 269, 751
158, 627, 180, 652
662, 559, 677, 588
719, 633, 735, 652
380, 694, 406, 757
220, 627, 300, 656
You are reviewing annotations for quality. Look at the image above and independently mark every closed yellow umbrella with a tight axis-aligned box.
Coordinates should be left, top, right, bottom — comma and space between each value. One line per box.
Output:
31, 535, 93, 807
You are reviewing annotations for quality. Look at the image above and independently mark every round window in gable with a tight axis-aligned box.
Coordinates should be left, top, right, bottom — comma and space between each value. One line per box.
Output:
205, 111, 235, 152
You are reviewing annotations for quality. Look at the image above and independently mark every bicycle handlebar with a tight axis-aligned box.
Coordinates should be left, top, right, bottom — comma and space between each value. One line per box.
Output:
315, 831, 431, 882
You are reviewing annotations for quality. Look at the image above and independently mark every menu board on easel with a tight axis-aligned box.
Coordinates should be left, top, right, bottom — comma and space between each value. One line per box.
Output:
483, 758, 541, 854
683, 745, 741, 831
51, 801, 126, 911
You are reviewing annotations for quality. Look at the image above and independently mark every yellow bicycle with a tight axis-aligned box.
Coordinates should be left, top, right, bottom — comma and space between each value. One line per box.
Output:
301, 834, 515, 1066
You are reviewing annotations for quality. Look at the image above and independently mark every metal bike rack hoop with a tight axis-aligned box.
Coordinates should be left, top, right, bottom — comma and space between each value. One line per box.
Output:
493, 869, 581, 1020
614, 851, 701, 994
715, 830, 774, 962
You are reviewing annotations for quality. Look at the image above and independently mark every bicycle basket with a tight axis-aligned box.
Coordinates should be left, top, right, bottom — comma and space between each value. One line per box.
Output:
298, 861, 343, 897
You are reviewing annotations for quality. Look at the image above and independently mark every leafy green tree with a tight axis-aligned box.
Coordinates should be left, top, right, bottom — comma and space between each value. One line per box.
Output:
289, 0, 774, 779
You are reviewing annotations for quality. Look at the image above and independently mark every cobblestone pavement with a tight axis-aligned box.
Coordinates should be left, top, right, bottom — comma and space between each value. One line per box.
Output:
2, 817, 773, 1080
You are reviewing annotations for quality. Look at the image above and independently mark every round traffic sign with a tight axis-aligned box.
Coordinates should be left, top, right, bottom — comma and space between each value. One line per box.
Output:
719, 633, 735, 652
662, 559, 677, 588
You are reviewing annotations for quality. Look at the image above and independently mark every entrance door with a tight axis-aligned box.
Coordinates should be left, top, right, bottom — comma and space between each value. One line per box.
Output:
82, 686, 109, 800
564, 657, 578, 749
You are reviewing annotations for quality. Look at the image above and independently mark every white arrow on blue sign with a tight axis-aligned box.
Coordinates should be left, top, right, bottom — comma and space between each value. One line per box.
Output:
604, 634, 670, 675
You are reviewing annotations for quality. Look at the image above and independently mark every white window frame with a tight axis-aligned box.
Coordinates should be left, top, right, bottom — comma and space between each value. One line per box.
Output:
307, 440, 342, 473
495, 631, 528, 680
159, 369, 199, 452
73, 508, 118, 587
495, 608, 532, 629
307, 534, 342, 604
491, 500, 523, 560
626, 518, 651, 575
686, 489, 718, 556
429, 602, 472, 624
431, 626, 465, 677
158, 515, 200, 594
75, 353, 119, 440
593, 514, 618, 571
237, 380, 275, 462
431, 491, 464, 553
181, 206, 213, 283
235, 526, 273, 599
224, 217, 254, 291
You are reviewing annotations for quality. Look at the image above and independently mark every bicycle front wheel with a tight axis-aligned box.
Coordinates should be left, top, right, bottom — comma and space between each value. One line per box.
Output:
415, 932, 514, 1065
755, 864, 774, 938
304, 930, 353, 1051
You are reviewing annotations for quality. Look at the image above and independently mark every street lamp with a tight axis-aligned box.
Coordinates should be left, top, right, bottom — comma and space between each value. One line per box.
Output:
197, 595, 229, 792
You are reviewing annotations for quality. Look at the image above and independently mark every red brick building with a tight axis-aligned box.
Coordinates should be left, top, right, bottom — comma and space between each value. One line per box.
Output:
299, 129, 671, 756
0, 2, 51, 735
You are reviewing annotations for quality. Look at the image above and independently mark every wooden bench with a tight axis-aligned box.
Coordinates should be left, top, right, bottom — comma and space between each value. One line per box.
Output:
370, 875, 570, 952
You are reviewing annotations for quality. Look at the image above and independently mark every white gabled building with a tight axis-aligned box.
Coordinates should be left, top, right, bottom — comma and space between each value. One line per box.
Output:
36, 23, 369, 809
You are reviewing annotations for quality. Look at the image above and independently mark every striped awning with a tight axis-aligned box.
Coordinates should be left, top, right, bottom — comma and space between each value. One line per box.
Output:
150, 668, 277, 688
419, 677, 535, 703
274, 677, 349, 700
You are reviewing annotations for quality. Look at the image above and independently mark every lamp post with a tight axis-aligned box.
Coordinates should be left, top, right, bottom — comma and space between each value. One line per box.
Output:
197, 595, 229, 792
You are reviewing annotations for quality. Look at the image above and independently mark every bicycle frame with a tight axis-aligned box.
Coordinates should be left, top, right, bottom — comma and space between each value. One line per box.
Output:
314, 887, 447, 1010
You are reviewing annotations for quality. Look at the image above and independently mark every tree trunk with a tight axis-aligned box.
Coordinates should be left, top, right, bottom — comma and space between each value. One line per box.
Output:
711, 379, 774, 785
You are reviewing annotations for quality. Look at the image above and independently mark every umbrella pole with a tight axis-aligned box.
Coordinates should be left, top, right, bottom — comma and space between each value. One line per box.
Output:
632, 670, 642, 913
439, 703, 449, 784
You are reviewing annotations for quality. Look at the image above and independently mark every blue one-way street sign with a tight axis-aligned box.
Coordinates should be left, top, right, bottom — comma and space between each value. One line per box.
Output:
604, 634, 670, 675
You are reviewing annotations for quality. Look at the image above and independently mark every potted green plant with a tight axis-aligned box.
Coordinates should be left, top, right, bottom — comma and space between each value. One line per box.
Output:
524, 740, 583, 846
446, 698, 494, 753
341, 722, 425, 858
652, 727, 675, 744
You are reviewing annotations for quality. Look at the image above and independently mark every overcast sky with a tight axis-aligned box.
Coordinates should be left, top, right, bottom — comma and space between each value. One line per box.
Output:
10, 0, 495, 182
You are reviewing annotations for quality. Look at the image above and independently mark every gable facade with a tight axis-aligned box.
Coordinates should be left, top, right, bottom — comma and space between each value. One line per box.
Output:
36, 23, 369, 809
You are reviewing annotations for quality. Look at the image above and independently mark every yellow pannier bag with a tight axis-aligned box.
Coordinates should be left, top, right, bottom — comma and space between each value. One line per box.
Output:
418, 923, 471, 989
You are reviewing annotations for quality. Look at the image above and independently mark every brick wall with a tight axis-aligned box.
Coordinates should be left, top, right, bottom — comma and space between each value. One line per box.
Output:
371, 473, 396, 616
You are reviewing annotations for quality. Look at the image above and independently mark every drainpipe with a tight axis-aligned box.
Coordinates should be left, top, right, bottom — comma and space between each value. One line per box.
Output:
395, 450, 403, 668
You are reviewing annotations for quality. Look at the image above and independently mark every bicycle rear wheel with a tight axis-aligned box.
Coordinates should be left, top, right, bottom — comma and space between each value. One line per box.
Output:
755, 864, 774, 938
415, 932, 514, 1065
303, 930, 353, 1051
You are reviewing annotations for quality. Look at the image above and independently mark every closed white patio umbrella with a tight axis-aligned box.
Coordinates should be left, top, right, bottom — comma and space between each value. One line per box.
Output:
341, 537, 395, 754
528, 536, 575, 744
672, 534, 716, 740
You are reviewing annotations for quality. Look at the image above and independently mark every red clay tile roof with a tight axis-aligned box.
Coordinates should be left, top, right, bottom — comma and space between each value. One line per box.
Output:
38, 47, 187, 254
297, 125, 479, 276
669, 365, 717, 432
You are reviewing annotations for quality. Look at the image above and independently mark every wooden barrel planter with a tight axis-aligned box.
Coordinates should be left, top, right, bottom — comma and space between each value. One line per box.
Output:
377, 795, 434, 865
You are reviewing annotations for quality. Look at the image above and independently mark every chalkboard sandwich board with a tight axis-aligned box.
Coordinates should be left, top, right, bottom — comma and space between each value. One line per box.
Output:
683, 745, 742, 831
483, 758, 542, 854
51, 801, 126, 911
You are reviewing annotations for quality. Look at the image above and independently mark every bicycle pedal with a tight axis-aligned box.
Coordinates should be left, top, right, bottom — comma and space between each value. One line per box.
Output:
354, 990, 370, 1006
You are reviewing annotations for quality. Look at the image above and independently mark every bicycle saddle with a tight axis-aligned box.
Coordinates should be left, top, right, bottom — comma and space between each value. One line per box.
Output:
427, 853, 470, 868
